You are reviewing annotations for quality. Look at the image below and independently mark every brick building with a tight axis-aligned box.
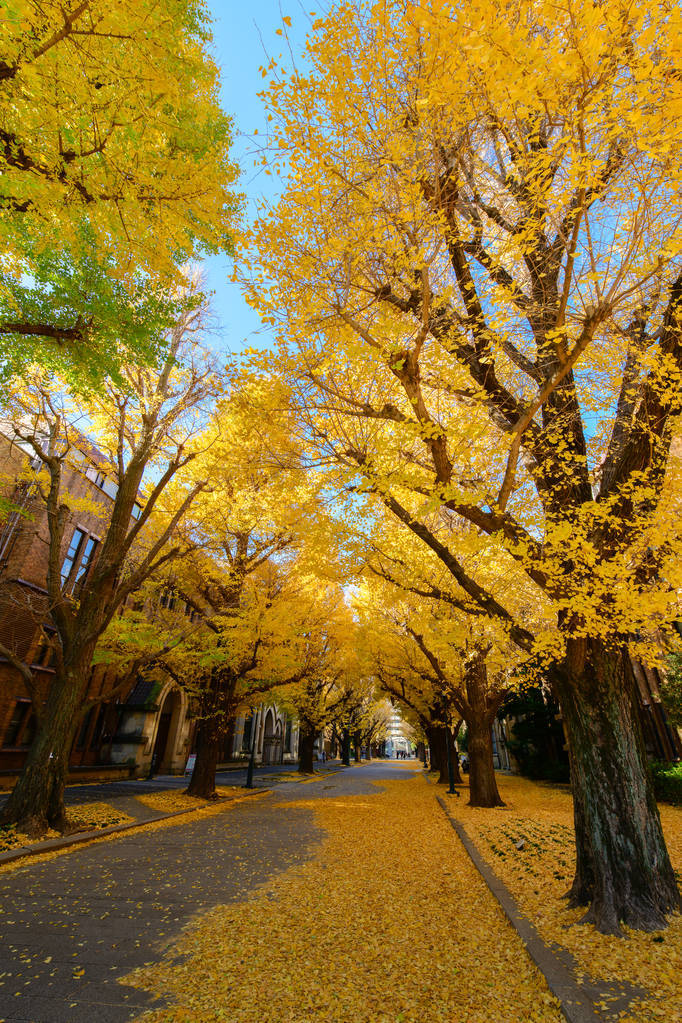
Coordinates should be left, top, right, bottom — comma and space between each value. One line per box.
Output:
0, 421, 159, 777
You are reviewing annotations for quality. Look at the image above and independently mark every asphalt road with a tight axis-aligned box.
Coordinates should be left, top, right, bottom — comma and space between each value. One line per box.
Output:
0, 762, 405, 1023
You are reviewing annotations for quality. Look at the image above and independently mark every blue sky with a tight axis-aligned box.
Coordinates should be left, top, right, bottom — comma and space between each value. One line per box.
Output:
201, 0, 312, 357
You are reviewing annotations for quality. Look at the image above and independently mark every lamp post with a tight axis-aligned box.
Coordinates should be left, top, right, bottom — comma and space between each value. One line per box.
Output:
245, 708, 257, 789
446, 725, 457, 796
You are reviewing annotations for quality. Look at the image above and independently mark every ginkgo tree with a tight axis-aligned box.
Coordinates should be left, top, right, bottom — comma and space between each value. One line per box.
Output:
0, 305, 219, 835
0, 0, 239, 387
358, 563, 526, 807
359, 586, 464, 784
246, 0, 682, 930
127, 374, 337, 798
276, 583, 359, 774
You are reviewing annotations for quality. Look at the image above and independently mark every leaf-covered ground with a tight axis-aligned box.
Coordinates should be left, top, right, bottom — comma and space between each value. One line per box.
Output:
0, 801, 133, 853
134, 787, 244, 815
446, 774, 682, 1022
126, 768, 564, 1022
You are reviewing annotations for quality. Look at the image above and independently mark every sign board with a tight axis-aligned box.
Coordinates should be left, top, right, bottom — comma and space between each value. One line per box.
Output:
184, 753, 197, 775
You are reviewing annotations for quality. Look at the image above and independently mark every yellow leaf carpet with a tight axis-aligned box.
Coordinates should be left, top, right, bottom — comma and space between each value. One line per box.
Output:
0, 801, 133, 853
126, 768, 564, 1022
135, 787, 244, 815
447, 775, 682, 1022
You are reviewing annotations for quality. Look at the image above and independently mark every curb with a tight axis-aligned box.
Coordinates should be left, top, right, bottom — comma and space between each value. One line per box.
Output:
0, 788, 269, 868
436, 795, 601, 1023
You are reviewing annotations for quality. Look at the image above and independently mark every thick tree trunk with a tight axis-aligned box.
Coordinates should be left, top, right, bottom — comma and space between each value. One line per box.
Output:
353, 729, 361, 762
186, 718, 221, 798
467, 717, 504, 807
437, 728, 464, 781
341, 729, 351, 766
554, 638, 680, 933
1, 670, 85, 835
432, 726, 450, 784
298, 722, 315, 774
464, 654, 504, 808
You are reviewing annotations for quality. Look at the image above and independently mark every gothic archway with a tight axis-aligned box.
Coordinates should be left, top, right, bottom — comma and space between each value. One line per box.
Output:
262, 710, 282, 765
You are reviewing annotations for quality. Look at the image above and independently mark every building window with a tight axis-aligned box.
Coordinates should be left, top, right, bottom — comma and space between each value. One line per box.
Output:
61, 527, 100, 592
73, 535, 99, 591
75, 707, 94, 750
90, 704, 108, 749
32, 629, 57, 669
61, 527, 86, 585
3, 700, 37, 748
160, 590, 177, 611
241, 715, 253, 752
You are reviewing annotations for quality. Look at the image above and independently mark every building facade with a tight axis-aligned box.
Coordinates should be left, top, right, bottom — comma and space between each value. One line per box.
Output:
0, 424, 136, 773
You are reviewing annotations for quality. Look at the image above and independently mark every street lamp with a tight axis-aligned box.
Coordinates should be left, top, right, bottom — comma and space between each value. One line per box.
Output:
446, 725, 458, 796
245, 708, 257, 789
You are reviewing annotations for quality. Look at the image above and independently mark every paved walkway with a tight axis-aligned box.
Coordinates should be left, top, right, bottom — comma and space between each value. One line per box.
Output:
0, 762, 560, 1023
0, 767, 356, 1022
0, 762, 346, 826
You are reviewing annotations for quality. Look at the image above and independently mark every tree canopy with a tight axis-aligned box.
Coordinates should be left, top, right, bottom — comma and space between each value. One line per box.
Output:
1, 0, 239, 387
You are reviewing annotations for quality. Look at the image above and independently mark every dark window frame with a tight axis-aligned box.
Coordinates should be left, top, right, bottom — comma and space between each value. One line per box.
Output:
60, 526, 87, 587
2, 699, 37, 748
73, 534, 99, 591
61, 526, 100, 593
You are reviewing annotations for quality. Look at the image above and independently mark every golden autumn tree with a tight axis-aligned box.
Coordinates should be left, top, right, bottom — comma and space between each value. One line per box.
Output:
0, 304, 219, 835
139, 373, 330, 798
0, 0, 239, 386
274, 582, 356, 774
357, 554, 531, 806
245, 0, 682, 931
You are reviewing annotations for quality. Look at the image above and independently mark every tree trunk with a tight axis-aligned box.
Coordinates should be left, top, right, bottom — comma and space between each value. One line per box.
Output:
464, 654, 504, 808
298, 722, 315, 774
554, 638, 680, 934
186, 717, 221, 798
467, 717, 504, 807
433, 726, 450, 784
433, 725, 463, 784
341, 729, 351, 766
1, 669, 85, 835
353, 729, 361, 762
426, 725, 440, 774
451, 719, 463, 784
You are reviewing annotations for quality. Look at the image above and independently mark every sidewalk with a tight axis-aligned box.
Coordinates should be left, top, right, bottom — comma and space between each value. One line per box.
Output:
0, 761, 346, 866
123, 764, 566, 1023
0, 781, 323, 1022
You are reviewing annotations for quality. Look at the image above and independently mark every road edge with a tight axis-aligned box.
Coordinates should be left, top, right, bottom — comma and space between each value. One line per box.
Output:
436, 794, 602, 1023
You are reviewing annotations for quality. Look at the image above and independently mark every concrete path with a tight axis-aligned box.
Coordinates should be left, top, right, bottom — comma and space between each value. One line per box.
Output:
0, 761, 346, 827
0, 763, 385, 1023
